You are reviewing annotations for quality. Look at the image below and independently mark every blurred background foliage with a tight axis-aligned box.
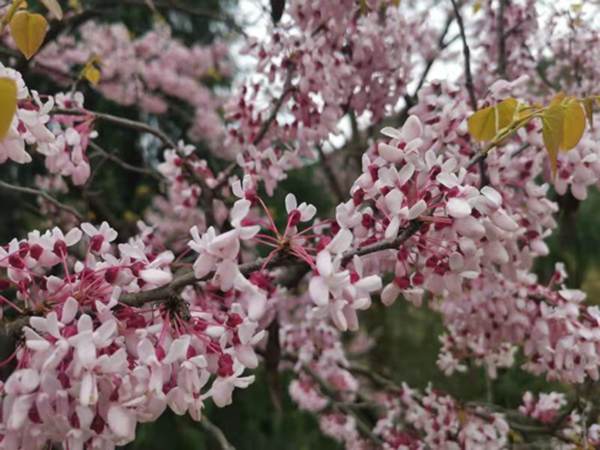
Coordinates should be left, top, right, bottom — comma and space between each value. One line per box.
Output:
1, 1, 599, 448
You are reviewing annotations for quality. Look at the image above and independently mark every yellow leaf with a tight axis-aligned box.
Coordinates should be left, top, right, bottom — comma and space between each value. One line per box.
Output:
563, 101, 586, 151
80, 55, 101, 84
391, 0, 400, 5
0, 77, 17, 141
41, 0, 63, 20
1, 0, 24, 33
467, 98, 518, 142
550, 92, 566, 106
473, 2, 482, 13
457, 409, 468, 426
83, 65, 100, 84
359, 0, 369, 14
541, 104, 565, 177
69, 0, 83, 14
10, 11, 48, 60
583, 98, 594, 129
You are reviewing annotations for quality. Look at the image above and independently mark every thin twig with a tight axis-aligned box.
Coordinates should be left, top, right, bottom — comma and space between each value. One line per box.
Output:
88, 142, 162, 180
316, 145, 346, 203
302, 364, 384, 445
252, 66, 295, 146
200, 416, 236, 450
450, 0, 477, 111
52, 108, 178, 150
497, 0, 507, 78
53, 108, 218, 227
450, 0, 489, 187
0, 180, 83, 221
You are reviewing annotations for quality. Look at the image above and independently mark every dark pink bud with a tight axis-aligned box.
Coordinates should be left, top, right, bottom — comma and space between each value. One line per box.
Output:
90, 234, 104, 252
53, 241, 67, 258
105, 267, 119, 284
8, 254, 25, 269
29, 244, 44, 260
288, 209, 302, 227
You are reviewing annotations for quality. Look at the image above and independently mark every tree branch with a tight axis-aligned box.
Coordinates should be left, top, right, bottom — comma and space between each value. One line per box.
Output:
302, 364, 384, 445
316, 144, 346, 203
450, 0, 489, 186
0, 180, 83, 221
119, 221, 421, 307
497, 0, 507, 78
200, 416, 236, 450
88, 142, 162, 180
450, 0, 477, 112
252, 66, 295, 146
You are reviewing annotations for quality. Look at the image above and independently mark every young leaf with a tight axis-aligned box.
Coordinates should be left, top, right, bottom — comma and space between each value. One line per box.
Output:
359, 0, 369, 13
41, 0, 63, 20
563, 101, 586, 151
541, 104, 565, 177
467, 98, 518, 142
550, 92, 566, 106
83, 65, 100, 85
69, 0, 84, 14
10, 11, 48, 60
80, 56, 101, 85
0, 77, 17, 141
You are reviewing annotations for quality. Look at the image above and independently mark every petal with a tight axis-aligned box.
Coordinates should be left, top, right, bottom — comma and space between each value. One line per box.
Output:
407, 200, 427, 220
230, 199, 251, 222
65, 228, 82, 246
107, 404, 135, 439
447, 198, 472, 218
62, 297, 78, 324
381, 283, 400, 306
490, 210, 519, 232
300, 204, 317, 222
380, 126, 403, 139
140, 269, 172, 286
402, 116, 423, 142
398, 163, 415, 186
309, 277, 330, 306
327, 229, 352, 254
316, 251, 333, 277
481, 186, 502, 207
285, 194, 297, 213
379, 143, 404, 163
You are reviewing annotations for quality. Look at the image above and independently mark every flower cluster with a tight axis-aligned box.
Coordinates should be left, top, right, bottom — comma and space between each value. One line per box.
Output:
0, 65, 96, 185
0, 222, 263, 448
